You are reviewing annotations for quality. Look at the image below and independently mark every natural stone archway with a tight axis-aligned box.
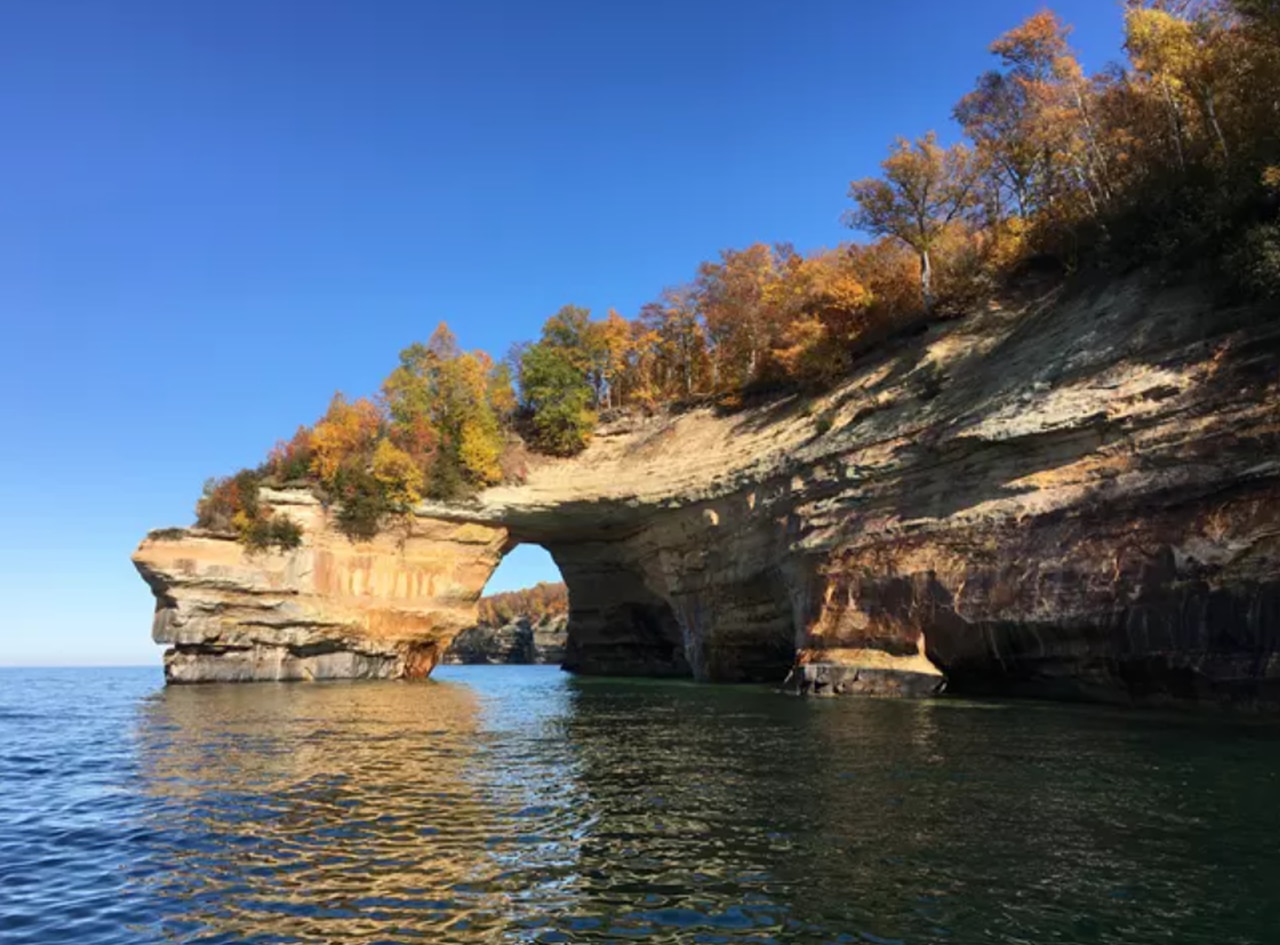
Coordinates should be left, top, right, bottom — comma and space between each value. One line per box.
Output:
135, 276, 1280, 703
547, 541, 690, 678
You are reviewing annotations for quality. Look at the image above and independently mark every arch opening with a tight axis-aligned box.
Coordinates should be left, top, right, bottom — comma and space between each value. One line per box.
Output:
545, 541, 691, 679
443, 544, 569, 667
446, 538, 696, 679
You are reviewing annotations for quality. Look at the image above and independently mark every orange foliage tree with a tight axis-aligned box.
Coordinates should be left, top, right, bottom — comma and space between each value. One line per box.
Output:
203, 2, 1280, 546
478, 581, 569, 626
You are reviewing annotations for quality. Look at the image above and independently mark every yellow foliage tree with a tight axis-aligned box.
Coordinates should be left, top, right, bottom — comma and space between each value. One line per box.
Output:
448, 351, 505, 486
371, 438, 424, 507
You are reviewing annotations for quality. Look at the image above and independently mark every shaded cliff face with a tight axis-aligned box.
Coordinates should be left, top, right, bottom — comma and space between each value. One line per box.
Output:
442, 615, 568, 665
136, 276, 1280, 703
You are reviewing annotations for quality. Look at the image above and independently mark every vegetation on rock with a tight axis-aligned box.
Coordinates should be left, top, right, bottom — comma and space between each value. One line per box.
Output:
477, 581, 569, 626
194, 471, 303, 552
197, 325, 517, 543
199, 1, 1279, 547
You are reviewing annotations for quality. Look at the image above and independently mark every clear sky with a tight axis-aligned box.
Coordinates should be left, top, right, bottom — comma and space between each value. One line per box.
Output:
0, 0, 1124, 665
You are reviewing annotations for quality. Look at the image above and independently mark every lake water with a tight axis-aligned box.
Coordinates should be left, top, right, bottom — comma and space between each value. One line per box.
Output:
2, 665, 1280, 944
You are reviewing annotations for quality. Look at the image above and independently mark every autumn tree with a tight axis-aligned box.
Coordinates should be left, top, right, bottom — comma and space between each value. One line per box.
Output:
381, 323, 508, 499
638, 287, 709, 398
771, 248, 873, 383
267, 425, 314, 481
478, 581, 569, 625
956, 69, 1042, 220
995, 10, 1104, 208
371, 438, 424, 507
847, 133, 979, 314
617, 317, 663, 410
195, 469, 263, 533
195, 469, 303, 552
695, 244, 789, 389
487, 360, 519, 420
1125, 8, 1189, 171
958, 9, 1113, 248
591, 309, 634, 408
309, 393, 384, 487
1126, 4, 1231, 167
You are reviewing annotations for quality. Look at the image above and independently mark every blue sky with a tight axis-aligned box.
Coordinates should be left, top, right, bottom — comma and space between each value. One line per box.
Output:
0, 1, 1124, 665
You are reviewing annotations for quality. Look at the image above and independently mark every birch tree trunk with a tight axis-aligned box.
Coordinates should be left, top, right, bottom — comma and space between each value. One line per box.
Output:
920, 249, 934, 316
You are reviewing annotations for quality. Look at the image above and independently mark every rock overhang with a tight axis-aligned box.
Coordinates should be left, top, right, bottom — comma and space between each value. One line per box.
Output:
134, 275, 1280, 703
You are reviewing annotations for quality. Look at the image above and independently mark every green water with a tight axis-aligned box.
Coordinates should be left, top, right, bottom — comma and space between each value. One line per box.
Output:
4, 664, 1279, 943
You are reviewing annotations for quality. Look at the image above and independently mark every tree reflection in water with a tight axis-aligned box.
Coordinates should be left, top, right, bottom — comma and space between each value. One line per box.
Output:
127, 667, 1280, 945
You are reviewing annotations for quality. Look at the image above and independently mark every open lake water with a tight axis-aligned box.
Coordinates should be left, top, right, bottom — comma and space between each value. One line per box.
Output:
2, 664, 1279, 944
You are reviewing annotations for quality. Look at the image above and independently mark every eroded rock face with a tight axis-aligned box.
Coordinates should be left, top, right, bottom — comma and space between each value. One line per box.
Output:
442, 615, 568, 665
135, 276, 1280, 703
133, 490, 509, 683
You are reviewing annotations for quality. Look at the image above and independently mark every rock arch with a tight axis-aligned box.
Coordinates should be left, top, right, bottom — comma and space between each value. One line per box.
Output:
133, 481, 808, 685
134, 278, 1280, 702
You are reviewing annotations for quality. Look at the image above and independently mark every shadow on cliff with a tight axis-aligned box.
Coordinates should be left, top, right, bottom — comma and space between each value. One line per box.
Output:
848, 563, 1280, 706
803, 270, 1280, 705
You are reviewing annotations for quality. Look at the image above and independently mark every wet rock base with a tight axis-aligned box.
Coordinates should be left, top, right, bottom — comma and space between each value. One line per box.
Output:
784, 662, 947, 698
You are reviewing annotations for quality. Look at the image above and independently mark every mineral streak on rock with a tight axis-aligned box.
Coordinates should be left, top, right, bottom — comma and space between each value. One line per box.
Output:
135, 277, 1280, 703
132, 489, 509, 683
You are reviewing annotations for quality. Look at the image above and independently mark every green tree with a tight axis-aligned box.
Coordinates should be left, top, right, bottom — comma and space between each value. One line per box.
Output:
381, 322, 507, 497
538, 304, 616, 407
518, 341, 596, 455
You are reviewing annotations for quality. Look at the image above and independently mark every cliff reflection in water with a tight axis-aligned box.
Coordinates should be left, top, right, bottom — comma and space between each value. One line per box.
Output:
129, 666, 1280, 944
134, 672, 585, 943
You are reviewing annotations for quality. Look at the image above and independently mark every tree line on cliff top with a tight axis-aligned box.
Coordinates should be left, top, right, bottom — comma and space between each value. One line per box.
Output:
477, 582, 569, 627
198, 1, 1280, 547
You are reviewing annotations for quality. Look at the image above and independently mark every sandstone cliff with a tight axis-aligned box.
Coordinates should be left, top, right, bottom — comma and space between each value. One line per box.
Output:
442, 615, 568, 665
133, 490, 508, 682
135, 275, 1280, 703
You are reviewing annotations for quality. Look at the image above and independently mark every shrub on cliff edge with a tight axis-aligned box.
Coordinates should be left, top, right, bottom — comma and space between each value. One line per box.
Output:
1228, 221, 1280, 301
196, 469, 304, 552
195, 470, 262, 531
330, 467, 394, 542
239, 514, 304, 553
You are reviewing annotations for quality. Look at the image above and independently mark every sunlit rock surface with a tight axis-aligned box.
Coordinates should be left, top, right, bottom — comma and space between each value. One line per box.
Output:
133, 490, 509, 683
136, 276, 1280, 703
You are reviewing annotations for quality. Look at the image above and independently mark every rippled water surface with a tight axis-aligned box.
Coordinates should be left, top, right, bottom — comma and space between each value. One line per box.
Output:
3, 666, 1280, 944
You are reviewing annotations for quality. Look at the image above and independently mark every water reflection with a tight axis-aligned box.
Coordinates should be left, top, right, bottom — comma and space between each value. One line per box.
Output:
123, 668, 1280, 945
793, 697, 1280, 943
134, 677, 556, 943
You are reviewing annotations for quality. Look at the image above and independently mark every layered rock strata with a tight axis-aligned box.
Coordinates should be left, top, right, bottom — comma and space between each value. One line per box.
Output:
442, 615, 568, 665
133, 490, 508, 682
136, 276, 1280, 703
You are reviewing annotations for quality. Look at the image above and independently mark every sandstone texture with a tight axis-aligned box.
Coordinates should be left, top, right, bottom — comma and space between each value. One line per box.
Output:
442, 615, 568, 665
136, 276, 1280, 703
133, 490, 508, 683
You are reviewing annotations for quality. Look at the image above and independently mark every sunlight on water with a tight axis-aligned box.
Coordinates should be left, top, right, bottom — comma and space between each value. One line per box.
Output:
3, 665, 1280, 944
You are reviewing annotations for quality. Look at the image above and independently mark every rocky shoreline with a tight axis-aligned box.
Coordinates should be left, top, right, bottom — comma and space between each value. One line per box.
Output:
443, 615, 568, 665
